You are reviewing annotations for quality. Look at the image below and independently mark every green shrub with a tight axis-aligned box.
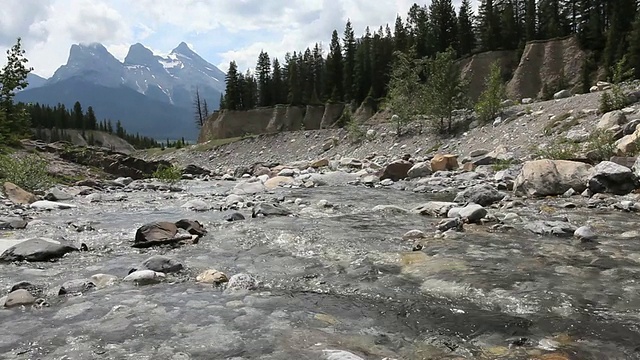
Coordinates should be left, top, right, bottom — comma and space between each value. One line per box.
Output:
491, 159, 515, 171
475, 61, 506, 123
599, 87, 628, 113
343, 108, 365, 143
533, 141, 580, 160
0, 153, 53, 191
152, 164, 182, 184
585, 129, 616, 161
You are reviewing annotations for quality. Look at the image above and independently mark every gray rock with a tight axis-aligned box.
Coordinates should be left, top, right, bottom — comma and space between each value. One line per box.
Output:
454, 184, 505, 206
380, 178, 394, 186
0, 237, 78, 262
402, 229, 426, 240
553, 89, 572, 99
181, 199, 210, 211
436, 218, 463, 232
85, 193, 102, 202
4, 289, 35, 308
44, 188, 73, 201
113, 177, 134, 186
412, 202, 458, 217
469, 149, 489, 157
58, 279, 96, 296
252, 203, 291, 218
30, 200, 76, 210
524, 221, 577, 237
587, 161, 638, 195
0, 217, 28, 230
458, 204, 488, 223
447, 207, 462, 218
563, 188, 576, 197
371, 205, 409, 214
323, 349, 365, 360
141, 255, 184, 274
597, 110, 627, 130
407, 162, 433, 178
574, 226, 597, 241
277, 168, 296, 177
90, 274, 118, 288
123, 270, 165, 285
224, 212, 245, 222
225, 273, 258, 292
565, 129, 590, 143
231, 180, 267, 195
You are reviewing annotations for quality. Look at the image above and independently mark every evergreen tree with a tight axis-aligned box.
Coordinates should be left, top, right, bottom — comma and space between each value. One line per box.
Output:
500, 0, 521, 50
603, 0, 637, 77
353, 28, 373, 103
429, 0, 459, 54
72, 101, 84, 129
256, 50, 271, 106
538, 0, 570, 39
0, 38, 32, 143
286, 52, 302, 105
343, 20, 357, 103
223, 61, 241, 110
457, 0, 476, 56
193, 87, 205, 128
478, 0, 502, 51
394, 15, 409, 53
86, 106, 97, 130
324, 30, 344, 101
524, 0, 537, 41
270, 58, 286, 104
628, 9, 640, 79
406, 4, 430, 58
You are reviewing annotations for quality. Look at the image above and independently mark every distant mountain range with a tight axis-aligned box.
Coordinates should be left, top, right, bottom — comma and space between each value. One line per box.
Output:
16, 42, 225, 140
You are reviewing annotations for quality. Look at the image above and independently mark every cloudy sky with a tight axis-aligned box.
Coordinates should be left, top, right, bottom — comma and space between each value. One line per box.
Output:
0, 0, 472, 78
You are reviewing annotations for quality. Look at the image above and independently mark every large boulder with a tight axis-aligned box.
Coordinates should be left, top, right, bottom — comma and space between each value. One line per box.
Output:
454, 184, 506, 206
587, 161, 638, 195
597, 110, 627, 130
2, 182, 36, 205
0, 237, 79, 262
407, 162, 433, 178
431, 154, 458, 172
380, 160, 413, 181
513, 160, 592, 197
133, 220, 203, 248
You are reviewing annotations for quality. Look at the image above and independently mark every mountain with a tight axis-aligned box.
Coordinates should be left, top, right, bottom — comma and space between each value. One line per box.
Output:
16, 42, 225, 140
25, 73, 47, 90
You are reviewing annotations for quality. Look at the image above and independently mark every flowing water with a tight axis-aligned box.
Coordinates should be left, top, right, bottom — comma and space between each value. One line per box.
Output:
1, 180, 640, 359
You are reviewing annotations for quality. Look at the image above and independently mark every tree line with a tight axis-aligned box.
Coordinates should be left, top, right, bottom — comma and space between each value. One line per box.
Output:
26, 102, 161, 149
221, 0, 640, 111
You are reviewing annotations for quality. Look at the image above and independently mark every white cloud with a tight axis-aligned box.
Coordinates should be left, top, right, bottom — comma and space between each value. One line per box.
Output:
0, 0, 476, 78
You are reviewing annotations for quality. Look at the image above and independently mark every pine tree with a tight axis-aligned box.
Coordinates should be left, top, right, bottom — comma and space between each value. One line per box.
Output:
500, 0, 521, 50
86, 106, 97, 130
343, 20, 357, 103
628, 9, 640, 79
286, 52, 302, 105
224, 61, 241, 110
324, 30, 344, 101
524, 0, 537, 41
271, 58, 286, 104
0, 38, 32, 143
193, 87, 204, 128
406, 4, 430, 58
394, 15, 409, 53
603, 0, 637, 77
354, 28, 373, 103
457, 0, 476, 56
538, 0, 570, 39
429, 0, 459, 54
478, 0, 502, 51
256, 50, 271, 106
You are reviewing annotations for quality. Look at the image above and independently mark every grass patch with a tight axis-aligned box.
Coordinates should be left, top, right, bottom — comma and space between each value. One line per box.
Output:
491, 159, 515, 171
585, 129, 616, 162
0, 153, 54, 191
194, 136, 248, 151
533, 140, 580, 160
543, 112, 572, 135
152, 164, 182, 184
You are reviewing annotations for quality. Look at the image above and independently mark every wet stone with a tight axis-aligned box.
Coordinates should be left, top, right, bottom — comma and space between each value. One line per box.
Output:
123, 270, 165, 285
224, 212, 245, 222
252, 203, 292, 218
0, 237, 79, 262
4, 289, 35, 308
140, 255, 184, 274
225, 273, 258, 292
57, 279, 96, 296
196, 269, 229, 284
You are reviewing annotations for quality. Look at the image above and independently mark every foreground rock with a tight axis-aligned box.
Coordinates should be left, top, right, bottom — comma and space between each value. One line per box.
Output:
196, 269, 229, 284
3, 289, 36, 308
140, 255, 184, 273
133, 220, 205, 248
123, 270, 165, 285
587, 161, 638, 195
454, 184, 505, 206
252, 203, 292, 218
380, 160, 413, 181
514, 160, 592, 196
0, 238, 79, 262
2, 182, 36, 205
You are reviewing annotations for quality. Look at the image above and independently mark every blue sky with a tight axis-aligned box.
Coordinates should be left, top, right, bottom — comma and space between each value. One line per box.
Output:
0, 0, 471, 78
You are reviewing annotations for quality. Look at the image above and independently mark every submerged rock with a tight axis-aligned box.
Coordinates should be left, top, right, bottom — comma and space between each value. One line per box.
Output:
458, 204, 488, 223
412, 202, 458, 217
574, 226, 598, 242
30, 200, 77, 210
225, 273, 258, 292
0, 237, 79, 262
181, 199, 211, 211
224, 212, 245, 222
57, 279, 96, 296
133, 220, 204, 248
140, 255, 184, 274
3, 289, 35, 308
123, 270, 165, 285
196, 269, 229, 284
252, 203, 292, 218
90, 274, 118, 288
322, 350, 365, 360
524, 221, 577, 237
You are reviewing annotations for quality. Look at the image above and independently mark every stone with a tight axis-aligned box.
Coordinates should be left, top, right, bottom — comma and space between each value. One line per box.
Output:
175, 219, 206, 237
4, 289, 35, 308
2, 182, 36, 205
513, 160, 593, 197
44, 188, 73, 201
524, 221, 577, 237
196, 269, 229, 284
57, 279, 96, 296
454, 184, 506, 206
371, 205, 409, 214
614, 132, 640, 155
380, 160, 413, 181
225, 273, 258, 292
609, 156, 637, 168
90, 274, 118, 288
431, 154, 458, 172
402, 230, 425, 240
521, 98, 533, 104
339, 158, 363, 168
123, 270, 165, 285
407, 162, 432, 178
231, 180, 267, 195
469, 149, 489, 157
224, 212, 245, 222
264, 176, 295, 189
133, 221, 197, 248
322, 350, 365, 360
181, 199, 210, 211
141, 255, 184, 273
277, 168, 296, 177
86, 193, 102, 202
574, 226, 597, 241
553, 89, 572, 99
0, 237, 79, 262
252, 203, 291, 218
565, 129, 590, 143
587, 161, 638, 195
436, 218, 463, 232
0, 217, 28, 230
322, 137, 338, 151
30, 200, 76, 210
182, 165, 210, 176
412, 202, 458, 217
458, 204, 488, 223
562, 188, 576, 197
597, 110, 627, 130
309, 158, 329, 168
380, 178, 394, 186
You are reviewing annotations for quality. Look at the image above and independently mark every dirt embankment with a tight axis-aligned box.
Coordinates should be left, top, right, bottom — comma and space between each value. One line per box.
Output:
35, 129, 136, 154
458, 50, 520, 101
507, 36, 586, 100
198, 103, 347, 142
